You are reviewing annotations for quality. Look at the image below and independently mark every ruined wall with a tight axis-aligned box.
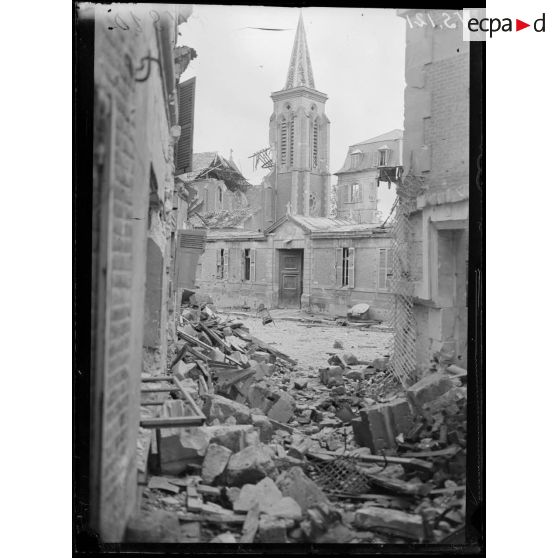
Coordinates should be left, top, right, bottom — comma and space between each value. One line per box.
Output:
197, 239, 272, 309
336, 169, 380, 224
399, 9, 469, 371
195, 227, 394, 320
91, 4, 178, 541
308, 236, 394, 320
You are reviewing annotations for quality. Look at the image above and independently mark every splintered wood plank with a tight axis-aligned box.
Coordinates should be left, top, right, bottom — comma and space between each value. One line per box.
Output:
240, 504, 260, 543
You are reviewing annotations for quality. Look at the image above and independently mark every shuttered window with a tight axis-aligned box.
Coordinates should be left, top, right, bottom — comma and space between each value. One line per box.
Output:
312, 120, 319, 168
338, 247, 355, 288
216, 248, 225, 279
280, 120, 288, 166
175, 77, 196, 174
289, 120, 295, 167
379, 248, 394, 290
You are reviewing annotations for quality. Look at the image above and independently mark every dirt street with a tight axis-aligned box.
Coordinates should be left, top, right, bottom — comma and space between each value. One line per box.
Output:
227, 312, 393, 372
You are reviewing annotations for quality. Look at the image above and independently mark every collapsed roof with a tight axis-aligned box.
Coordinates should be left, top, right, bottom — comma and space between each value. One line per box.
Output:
180, 152, 252, 193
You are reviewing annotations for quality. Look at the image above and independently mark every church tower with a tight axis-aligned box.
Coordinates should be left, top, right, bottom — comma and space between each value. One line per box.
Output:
267, 13, 330, 222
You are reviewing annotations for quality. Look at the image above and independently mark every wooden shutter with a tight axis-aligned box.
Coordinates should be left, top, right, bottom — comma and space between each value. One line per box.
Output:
250, 249, 256, 283
223, 248, 229, 280
345, 184, 350, 203
335, 247, 343, 287
241, 249, 246, 281
373, 151, 379, 167
386, 248, 394, 289
175, 77, 196, 174
348, 247, 355, 288
216, 249, 220, 278
379, 248, 387, 290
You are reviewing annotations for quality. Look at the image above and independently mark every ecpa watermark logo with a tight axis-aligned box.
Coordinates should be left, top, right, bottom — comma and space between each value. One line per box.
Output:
463, 8, 546, 40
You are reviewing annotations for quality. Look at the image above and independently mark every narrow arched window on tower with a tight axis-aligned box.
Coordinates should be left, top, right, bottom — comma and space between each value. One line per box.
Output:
289, 120, 295, 167
279, 118, 287, 165
312, 120, 319, 168
280, 119, 287, 166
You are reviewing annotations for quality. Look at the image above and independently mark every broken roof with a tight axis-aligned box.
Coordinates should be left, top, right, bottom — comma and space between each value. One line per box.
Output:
179, 151, 252, 193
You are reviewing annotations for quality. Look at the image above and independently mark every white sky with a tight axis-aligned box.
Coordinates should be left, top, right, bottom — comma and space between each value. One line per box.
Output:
177, 5, 406, 186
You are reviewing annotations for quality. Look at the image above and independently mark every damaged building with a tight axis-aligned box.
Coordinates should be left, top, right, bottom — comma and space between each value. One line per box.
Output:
194, 14, 401, 319
396, 9, 469, 372
86, 3, 199, 541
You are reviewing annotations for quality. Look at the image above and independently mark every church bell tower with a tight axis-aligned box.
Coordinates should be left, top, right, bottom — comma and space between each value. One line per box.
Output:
268, 13, 331, 220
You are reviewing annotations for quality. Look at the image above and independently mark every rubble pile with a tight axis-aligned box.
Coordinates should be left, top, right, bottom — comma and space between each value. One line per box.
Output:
129, 301, 468, 544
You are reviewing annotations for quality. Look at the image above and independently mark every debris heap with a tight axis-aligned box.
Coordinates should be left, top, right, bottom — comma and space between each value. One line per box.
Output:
129, 301, 467, 544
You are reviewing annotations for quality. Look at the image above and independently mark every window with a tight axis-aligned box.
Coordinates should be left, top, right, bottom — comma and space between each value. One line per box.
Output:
241, 248, 255, 281
215, 185, 224, 210
337, 247, 355, 288
312, 120, 319, 168
289, 120, 295, 167
342, 248, 350, 286
346, 183, 362, 203
244, 249, 251, 280
216, 248, 225, 279
280, 119, 288, 165
378, 147, 391, 167
379, 248, 394, 290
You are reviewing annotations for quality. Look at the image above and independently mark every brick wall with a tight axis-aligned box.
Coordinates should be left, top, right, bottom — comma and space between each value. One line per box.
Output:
424, 53, 469, 192
91, 4, 179, 541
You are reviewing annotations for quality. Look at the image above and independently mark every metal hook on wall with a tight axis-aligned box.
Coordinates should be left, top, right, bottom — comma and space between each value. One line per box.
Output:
124, 51, 162, 83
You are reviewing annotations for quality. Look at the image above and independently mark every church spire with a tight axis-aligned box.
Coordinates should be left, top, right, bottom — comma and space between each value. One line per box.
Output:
284, 12, 315, 90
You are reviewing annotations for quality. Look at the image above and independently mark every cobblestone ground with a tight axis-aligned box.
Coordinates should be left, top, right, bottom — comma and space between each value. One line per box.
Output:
231, 312, 393, 372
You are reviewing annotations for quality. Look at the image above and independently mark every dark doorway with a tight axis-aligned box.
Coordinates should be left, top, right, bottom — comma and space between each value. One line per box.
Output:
278, 249, 303, 308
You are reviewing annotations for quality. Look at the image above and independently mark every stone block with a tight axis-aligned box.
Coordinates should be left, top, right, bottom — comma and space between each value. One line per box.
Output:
253, 362, 275, 380
247, 381, 295, 423
258, 516, 287, 542
351, 418, 374, 450
204, 424, 259, 453
406, 372, 454, 411
372, 357, 388, 371
251, 414, 274, 443
387, 398, 415, 438
354, 506, 424, 540
294, 379, 308, 390
203, 394, 252, 425
233, 477, 282, 512
226, 444, 277, 486
343, 353, 359, 365
201, 443, 232, 484
267, 392, 295, 423
265, 497, 302, 521
319, 367, 344, 387
250, 351, 275, 364
333, 340, 344, 349
159, 427, 212, 475
125, 510, 181, 543
359, 405, 393, 451
172, 361, 198, 380
276, 466, 329, 513
211, 532, 236, 543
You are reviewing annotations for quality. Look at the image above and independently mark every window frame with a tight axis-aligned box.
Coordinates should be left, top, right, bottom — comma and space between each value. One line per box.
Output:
378, 247, 394, 291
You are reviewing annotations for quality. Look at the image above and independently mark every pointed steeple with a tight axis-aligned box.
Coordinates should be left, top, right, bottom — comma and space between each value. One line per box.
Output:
284, 13, 315, 90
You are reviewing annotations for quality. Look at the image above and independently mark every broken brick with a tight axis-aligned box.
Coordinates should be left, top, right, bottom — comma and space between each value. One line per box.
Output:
226, 444, 277, 486
319, 366, 344, 387
258, 516, 287, 542
276, 466, 329, 513
354, 506, 424, 540
203, 394, 252, 425
201, 443, 232, 484
406, 373, 454, 412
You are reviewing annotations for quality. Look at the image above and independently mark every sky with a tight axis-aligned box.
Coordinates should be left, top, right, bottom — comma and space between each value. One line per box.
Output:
177, 5, 406, 186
